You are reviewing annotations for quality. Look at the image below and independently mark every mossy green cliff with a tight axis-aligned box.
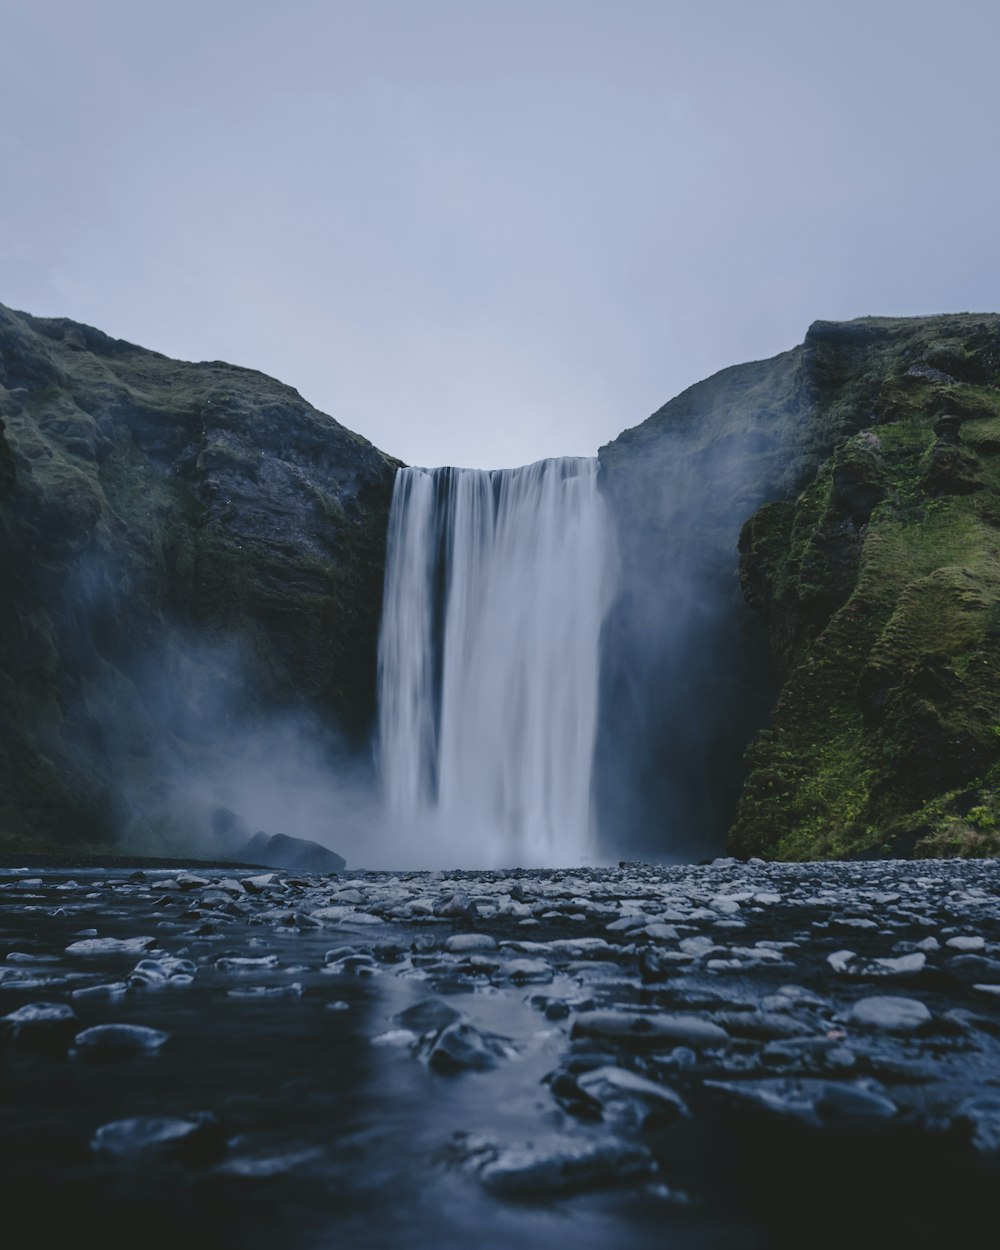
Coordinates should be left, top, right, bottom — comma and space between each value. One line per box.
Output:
0, 303, 396, 852
599, 313, 1000, 861
731, 315, 1000, 859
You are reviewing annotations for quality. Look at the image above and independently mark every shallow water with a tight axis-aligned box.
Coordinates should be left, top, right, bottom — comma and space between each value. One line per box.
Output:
1, 860, 998, 1249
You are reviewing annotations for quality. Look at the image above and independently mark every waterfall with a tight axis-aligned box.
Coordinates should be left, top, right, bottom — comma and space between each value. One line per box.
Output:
378, 457, 612, 867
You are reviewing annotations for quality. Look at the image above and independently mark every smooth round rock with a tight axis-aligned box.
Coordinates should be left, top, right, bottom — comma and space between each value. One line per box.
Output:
849, 996, 931, 1032
74, 1023, 170, 1055
91, 1112, 223, 1162
1, 1001, 78, 1050
572, 1010, 729, 1048
445, 933, 497, 953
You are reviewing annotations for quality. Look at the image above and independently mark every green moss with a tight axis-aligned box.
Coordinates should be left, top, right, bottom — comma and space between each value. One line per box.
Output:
732, 317, 1000, 860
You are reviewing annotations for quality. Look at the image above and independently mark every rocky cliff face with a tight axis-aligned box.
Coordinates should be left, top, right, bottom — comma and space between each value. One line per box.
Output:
732, 315, 1000, 859
0, 304, 397, 852
4, 301, 998, 864
598, 312, 1000, 860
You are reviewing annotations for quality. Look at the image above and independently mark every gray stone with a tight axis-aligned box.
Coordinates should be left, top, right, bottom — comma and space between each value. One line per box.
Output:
91, 1112, 224, 1162
848, 996, 931, 1032
395, 999, 462, 1035
1, 1001, 78, 1050
445, 933, 497, 953
491, 958, 553, 985
74, 1023, 170, 1055
241, 832, 345, 874
65, 936, 158, 957
428, 1022, 513, 1072
455, 1133, 655, 1197
572, 1010, 729, 1048
576, 1065, 689, 1129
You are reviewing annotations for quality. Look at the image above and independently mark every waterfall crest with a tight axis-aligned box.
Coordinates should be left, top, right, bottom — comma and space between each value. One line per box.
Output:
378, 457, 612, 866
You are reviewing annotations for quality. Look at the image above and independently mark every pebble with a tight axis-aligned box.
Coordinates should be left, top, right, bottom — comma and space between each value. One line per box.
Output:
575, 1065, 689, 1129
572, 1011, 729, 1048
491, 958, 553, 985
453, 1132, 655, 1197
74, 1023, 170, 1055
71, 981, 129, 1001
65, 936, 158, 957
445, 934, 497, 953
91, 1112, 223, 1162
848, 996, 931, 1032
706, 1078, 897, 1128
428, 1022, 513, 1072
1, 1001, 78, 1050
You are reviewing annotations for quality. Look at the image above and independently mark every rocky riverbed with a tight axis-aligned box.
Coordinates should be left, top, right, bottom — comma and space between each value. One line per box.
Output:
2, 857, 998, 1249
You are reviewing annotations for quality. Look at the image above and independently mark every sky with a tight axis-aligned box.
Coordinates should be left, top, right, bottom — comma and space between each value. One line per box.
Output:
1, 0, 998, 470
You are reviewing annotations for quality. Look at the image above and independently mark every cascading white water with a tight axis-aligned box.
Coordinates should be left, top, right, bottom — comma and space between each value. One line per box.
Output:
378, 457, 612, 867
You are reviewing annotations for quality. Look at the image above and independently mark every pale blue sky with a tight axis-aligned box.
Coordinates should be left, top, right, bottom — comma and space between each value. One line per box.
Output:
1, 0, 997, 467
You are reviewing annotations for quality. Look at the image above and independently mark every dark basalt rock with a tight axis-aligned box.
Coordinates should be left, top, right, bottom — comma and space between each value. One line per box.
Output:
0, 301, 397, 854
0, 418, 15, 500
241, 831, 346, 874
1, 1001, 78, 1051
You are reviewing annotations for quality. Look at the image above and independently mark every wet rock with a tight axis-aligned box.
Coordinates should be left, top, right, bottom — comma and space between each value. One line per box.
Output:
575, 1066, 689, 1130
324, 952, 377, 975
572, 1011, 729, 1049
637, 947, 694, 982
428, 1022, 513, 1073
241, 874, 279, 894
956, 1096, 1000, 1158
74, 1023, 170, 1056
762, 1037, 857, 1072
216, 955, 280, 972
948, 954, 1000, 985
453, 1132, 655, 1197
227, 983, 303, 999
241, 832, 346, 874
434, 890, 476, 919
395, 999, 462, 1035
91, 1112, 224, 1163
1, 1001, 78, 1050
175, 873, 210, 892
71, 981, 129, 1002
129, 956, 197, 988
706, 1078, 897, 1128
711, 1012, 815, 1041
848, 996, 931, 1032
761, 985, 829, 1012
65, 936, 158, 957
445, 934, 497, 953
827, 950, 926, 978
491, 958, 554, 985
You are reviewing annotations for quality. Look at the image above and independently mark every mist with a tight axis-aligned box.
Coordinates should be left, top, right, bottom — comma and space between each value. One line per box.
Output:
593, 352, 810, 861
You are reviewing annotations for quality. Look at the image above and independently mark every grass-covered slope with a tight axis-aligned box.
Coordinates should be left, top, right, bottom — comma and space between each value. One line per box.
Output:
0, 304, 397, 851
732, 315, 1000, 859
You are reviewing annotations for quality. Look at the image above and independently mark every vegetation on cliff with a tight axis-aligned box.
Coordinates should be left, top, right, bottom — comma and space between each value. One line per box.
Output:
732, 315, 1000, 859
0, 304, 396, 852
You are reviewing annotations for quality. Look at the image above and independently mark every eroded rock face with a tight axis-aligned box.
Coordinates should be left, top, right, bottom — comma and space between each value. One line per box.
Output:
728, 315, 1000, 860
596, 312, 1000, 862
0, 303, 397, 850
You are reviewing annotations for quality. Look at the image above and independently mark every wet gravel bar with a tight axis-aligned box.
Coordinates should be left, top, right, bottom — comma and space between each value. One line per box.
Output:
2, 857, 998, 1249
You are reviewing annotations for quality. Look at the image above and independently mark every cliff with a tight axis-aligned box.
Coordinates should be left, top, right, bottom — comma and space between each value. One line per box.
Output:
0, 304, 397, 853
4, 300, 999, 864
732, 316, 1000, 859
599, 313, 1000, 860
